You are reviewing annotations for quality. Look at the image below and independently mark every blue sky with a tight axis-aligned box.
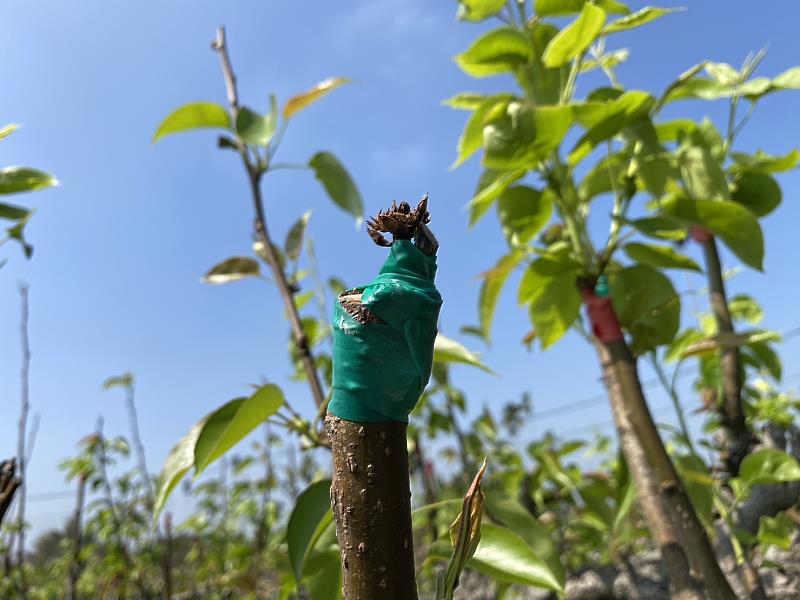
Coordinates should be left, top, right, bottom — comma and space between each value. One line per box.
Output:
2, 1, 800, 535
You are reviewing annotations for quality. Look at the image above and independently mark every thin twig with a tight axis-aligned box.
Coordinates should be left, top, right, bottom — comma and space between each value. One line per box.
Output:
211, 26, 327, 412
16, 283, 31, 589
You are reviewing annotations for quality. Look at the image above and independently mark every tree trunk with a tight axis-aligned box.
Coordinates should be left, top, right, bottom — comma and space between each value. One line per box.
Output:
582, 290, 737, 600
325, 414, 418, 600
699, 233, 751, 475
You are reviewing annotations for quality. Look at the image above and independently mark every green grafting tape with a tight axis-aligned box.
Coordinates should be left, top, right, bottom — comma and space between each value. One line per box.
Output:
328, 240, 443, 423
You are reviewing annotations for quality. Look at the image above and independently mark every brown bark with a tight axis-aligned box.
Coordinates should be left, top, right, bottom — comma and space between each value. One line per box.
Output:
596, 338, 737, 600
325, 414, 418, 600
700, 235, 751, 475
594, 340, 704, 600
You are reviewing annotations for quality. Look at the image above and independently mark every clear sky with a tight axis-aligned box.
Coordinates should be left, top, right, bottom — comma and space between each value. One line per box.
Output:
2, 1, 799, 537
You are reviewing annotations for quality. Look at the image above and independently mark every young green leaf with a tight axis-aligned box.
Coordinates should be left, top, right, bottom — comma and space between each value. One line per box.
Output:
283, 77, 350, 120
193, 385, 285, 477
479, 252, 524, 341
102, 373, 134, 390
659, 195, 764, 271
434, 333, 494, 373
452, 95, 512, 169
624, 242, 702, 272
0, 167, 58, 195
287, 479, 334, 582
542, 3, 606, 68
0, 202, 31, 221
236, 104, 277, 146
731, 149, 800, 173
154, 415, 210, 519
604, 6, 678, 34
455, 28, 533, 78
437, 460, 488, 600
535, 0, 628, 17
739, 448, 800, 487
153, 102, 231, 142
678, 129, 729, 201
729, 294, 764, 324
457, 0, 506, 21
0, 124, 19, 140
730, 170, 782, 217
518, 254, 582, 349
497, 186, 554, 246
757, 513, 795, 551
442, 92, 487, 110
285, 210, 313, 262
202, 256, 261, 284
309, 152, 363, 223
468, 168, 526, 226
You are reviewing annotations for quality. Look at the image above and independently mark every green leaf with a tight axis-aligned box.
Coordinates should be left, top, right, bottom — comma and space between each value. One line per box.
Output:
484, 102, 573, 169
731, 149, 800, 173
456, 28, 533, 78
497, 186, 553, 246
153, 102, 231, 142
0, 124, 19, 140
303, 549, 342, 600
624, 216, 687, 241
624, 242, 701, 272
745, 341, 781, 380
287, 479, 333, 582
678, 129, 729, 201
433, 523, 564, 592
0, 167, 58, 195
604, 6, 678, 34
452, 95, 512, 169
521, 23, 568, 105
6, 216, 33, 258
578, 151, 629, 202
518, 254, 582, 349
469, 169, 526, 226
535, 0, 628, 17
236, 104, 277, 147
457, 0, 507, 21
434, 334, 494, 373
202, 256, 261, 284
0, 202, 31, 221
285, 210, 313, 262
484, 495, 564, 584
283, 77, 349, 120
610, 265, 680, 354
730, 170, 782, 217
729, 294, 763, 325
309, 152, 363, 222
757, 512, 795, 551
569, 91, 655, 164
479, 252, 524, 340
442, 92, 488, 110
705, 62, 741, 86
739, 449, 800, 487
193, 385, 284, 477
659, 195, 764, 271
580, 48, 630, 74
674, 454, 714, 527
542, 3, 606, 68
102, 373, 134, 390
154, 415, 210, 518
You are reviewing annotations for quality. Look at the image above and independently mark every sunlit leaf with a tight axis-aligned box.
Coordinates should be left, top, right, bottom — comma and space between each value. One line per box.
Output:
730, 170, 781, 217
154, 416, 209, 518
468, 168, 525, 226
193, 385, 284, 477
153, 102, 230, 142
456, 28, 533, 78
479, 252, 524, 341
542, 3, 606, 68
0, 124, 19, 140
236, 102, 277, 146
102, 373, 134, 390
739, 448, 800, 487
497, 186, 554, 247
624, 242, 701, 272
0, 167, 58, 195
604, 6, 678, 34
284, 77, 350, 120
0, 202, 31, 221
202, 256, 261, 284
535, 0, 628, 17
659, 195, 764, 271
457, 0, 506, 21
434, 333, 494, 373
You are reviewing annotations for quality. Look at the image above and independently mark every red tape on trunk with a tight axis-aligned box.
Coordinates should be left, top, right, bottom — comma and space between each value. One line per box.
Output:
690, 225, 711, 244
581, 289, 624, 342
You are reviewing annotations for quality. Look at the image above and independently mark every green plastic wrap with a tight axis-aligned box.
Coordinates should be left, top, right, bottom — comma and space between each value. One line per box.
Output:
328, 240, 443, 423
